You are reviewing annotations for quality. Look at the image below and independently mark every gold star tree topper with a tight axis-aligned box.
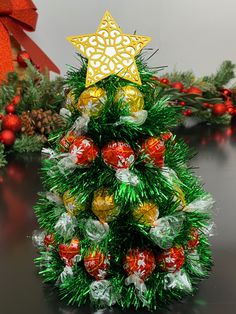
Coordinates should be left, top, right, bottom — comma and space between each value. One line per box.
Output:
67, 11, 151, 87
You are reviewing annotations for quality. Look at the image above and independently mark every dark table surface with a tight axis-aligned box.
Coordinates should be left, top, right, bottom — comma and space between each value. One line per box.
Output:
0, 123, 236, 314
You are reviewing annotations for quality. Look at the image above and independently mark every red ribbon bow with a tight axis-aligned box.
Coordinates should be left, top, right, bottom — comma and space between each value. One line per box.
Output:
0, 0, 60, 82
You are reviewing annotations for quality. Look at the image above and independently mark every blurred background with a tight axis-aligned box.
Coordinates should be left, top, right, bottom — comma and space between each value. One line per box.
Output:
32, 0, 236, 78
1, 1, 236, 313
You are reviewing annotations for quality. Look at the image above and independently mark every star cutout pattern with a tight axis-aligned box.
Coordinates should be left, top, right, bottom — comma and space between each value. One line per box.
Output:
67, 11, 151, 87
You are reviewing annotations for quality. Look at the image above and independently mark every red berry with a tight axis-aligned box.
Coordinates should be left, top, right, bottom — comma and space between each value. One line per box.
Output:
5, 104, 15, 114
160, 78, 170, 85
179, 101, 186, 106
221, 88, 232, 99
1, 114, 22, 132
186, 86, 202, 96
11, 95, 21, 106
212, 103, 226, 116
0, 129, 16, 146
17, 51, 31, 67
171, 81, 184, 92
151, 76, 159, 81
183, 109, 193, 116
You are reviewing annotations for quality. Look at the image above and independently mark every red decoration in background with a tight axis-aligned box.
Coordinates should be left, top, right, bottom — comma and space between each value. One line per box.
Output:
1, 114, 21, 132
187, 228, 199, 250
186, 86, 202, 96
58, 238, 80, 267
221, 88, 232, 99
5, 103, 15, 114
151, 76, 159, 82
159, 78, 170, 85
179, 101, 186, 107
0, 0, 60, 82
11, 95, 21, 106
69, 136, 99, 166
140, 137, 166, 168
84, 249, 110, 280
202, 103, 212, 109
183, 109, 193, 116
17, 50, 31, 67
0, 129, 16, 146
212, 103, 226, 116
158, 246, 185, 273
102, 141, 135, 170
124, 248, 156, 281
171, 81, 184, 92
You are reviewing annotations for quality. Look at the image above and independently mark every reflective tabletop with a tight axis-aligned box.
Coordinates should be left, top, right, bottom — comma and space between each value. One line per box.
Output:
0, 123, 236, 314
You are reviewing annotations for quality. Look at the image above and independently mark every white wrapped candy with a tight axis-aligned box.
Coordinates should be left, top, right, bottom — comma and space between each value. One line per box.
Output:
45, 192, 63, 205
163, 269, 192, 292
57, 154, 78, 175
149, 213, 185, 249
32, 230, 46, 247
55, 213, 77, 239
115, 110, 148, 126
115, 169, 139, 186
70, 114, 90, 135
60, 108, 72, 118
125, 274, 148, 305
56, 265, 74, 286
183, 194, 214, 213
85, 219, 109, 242
187, 250, 204, 276
90, 280, 116, 306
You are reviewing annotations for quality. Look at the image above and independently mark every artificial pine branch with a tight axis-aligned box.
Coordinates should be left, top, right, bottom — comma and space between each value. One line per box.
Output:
12, 135, 44, 153
202, 60, 236, 88
0, 143, 7, 168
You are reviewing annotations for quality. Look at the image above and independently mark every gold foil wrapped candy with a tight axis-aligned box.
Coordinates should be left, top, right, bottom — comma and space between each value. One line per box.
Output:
65, 90, 77, 113
174, 185, 186, 209
115, 86, 144, 113
63, 190, 86, 215
77, 86, 107, 118
91, 188, 119, 222
133, 202, 159, 227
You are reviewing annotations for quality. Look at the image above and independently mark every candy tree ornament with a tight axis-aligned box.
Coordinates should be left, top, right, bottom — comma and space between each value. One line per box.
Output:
124, 248, 156, 302
33, 10, 214, 311
140, 137, 166, 168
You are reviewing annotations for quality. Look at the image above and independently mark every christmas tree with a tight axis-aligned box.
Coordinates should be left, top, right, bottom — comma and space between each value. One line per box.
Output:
33, 11, 214, 311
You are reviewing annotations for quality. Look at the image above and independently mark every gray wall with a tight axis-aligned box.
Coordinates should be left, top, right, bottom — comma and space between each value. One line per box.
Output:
32, 0, 236, 78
